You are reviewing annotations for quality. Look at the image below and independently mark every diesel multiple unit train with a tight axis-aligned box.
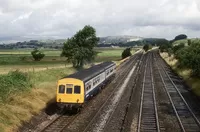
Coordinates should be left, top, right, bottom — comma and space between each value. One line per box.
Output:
56, 61, 116, 109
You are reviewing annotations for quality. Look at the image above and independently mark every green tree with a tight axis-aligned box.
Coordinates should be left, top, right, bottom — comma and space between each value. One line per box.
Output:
61, 25, 99, 68
174, 34, 187, 41
143, 44, 151, 52
170, 34, 187, 43
31, 49, 45, 61
121, 48, 132, 59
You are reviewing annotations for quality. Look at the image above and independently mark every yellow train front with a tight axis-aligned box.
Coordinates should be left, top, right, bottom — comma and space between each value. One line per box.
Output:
56, 61, 116, 110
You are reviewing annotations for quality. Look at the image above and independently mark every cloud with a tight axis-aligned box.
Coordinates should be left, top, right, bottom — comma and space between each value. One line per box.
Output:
0, 0, 200, 42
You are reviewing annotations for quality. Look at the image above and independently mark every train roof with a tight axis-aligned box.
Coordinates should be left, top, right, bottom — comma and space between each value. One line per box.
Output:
64, 61, 115, 82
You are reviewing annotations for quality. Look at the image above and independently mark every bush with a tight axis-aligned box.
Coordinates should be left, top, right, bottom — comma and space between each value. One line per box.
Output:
31, 49, 45, 61
0, 70, 32, 101
176, 41, 200, 77
121, 48, 132, 59
159, 43, 172, 52
172, 43, 185, 55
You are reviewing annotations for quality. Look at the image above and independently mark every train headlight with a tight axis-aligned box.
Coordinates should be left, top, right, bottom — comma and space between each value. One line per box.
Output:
77, 99, 79, 103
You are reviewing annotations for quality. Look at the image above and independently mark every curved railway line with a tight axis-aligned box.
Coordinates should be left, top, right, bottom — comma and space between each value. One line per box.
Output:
38, 52, 143, 132
154, 51, 200, 132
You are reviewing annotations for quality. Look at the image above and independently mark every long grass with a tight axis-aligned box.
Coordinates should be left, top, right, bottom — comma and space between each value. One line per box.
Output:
0, 70, 32, 101
0, 67, 77, 132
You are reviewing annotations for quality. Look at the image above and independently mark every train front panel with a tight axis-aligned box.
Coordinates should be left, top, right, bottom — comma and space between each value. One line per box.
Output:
56, 78, 85, 108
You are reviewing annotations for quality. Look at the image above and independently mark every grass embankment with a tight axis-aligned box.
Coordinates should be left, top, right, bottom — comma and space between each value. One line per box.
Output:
0, 68, 76, 132
0, 47, 130, 132
160, 52, 200, 96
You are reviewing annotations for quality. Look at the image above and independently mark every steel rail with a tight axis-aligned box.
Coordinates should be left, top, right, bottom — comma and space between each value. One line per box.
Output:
151, 53, 160, 132
137, 53, 148, 132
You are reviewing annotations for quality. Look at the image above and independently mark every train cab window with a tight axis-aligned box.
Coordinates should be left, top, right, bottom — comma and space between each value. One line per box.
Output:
58, 85, 65, 93
66, 84, 73, 94
74, 86, 81, 94
66, 88, 72, 94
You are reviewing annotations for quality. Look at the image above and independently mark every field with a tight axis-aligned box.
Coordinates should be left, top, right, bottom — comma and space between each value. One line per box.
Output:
0, 47, 135, 132
0, 48, 129, 74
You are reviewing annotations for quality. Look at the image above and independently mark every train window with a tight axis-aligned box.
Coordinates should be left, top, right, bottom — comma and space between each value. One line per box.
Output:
66, 88, 72, 94
86, 86, 88, 91
74, 86, 81, 94
106, 71, 109, 75
110, 69, 113, 72
58, 85, 65, 93
97, 77, 100, 83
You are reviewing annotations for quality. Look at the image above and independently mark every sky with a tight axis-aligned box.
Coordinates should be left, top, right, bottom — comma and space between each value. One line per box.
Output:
0, 0, 200, 42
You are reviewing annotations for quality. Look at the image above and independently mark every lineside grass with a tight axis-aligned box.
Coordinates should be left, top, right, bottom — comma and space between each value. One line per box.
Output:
160, 52, 200, 96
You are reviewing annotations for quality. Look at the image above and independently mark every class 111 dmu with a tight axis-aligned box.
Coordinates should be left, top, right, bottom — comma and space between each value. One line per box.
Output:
56, 61, 116, 110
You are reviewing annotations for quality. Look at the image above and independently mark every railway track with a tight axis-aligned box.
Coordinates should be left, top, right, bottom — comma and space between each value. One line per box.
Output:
40, 112, 79, 132
137, 52, 160, 132
82, 53, 143, 132
38, 52, 143, 132
154, 51, 200, 132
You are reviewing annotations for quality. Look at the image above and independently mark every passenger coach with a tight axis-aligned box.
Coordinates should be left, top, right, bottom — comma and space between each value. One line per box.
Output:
56, 61, 116, 109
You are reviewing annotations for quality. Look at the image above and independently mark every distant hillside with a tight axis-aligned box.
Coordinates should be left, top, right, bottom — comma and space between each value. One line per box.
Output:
38, 36, 143, 45
99, 35, 143, 44
0, 36, 173, 49
39, 39, 66, 44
